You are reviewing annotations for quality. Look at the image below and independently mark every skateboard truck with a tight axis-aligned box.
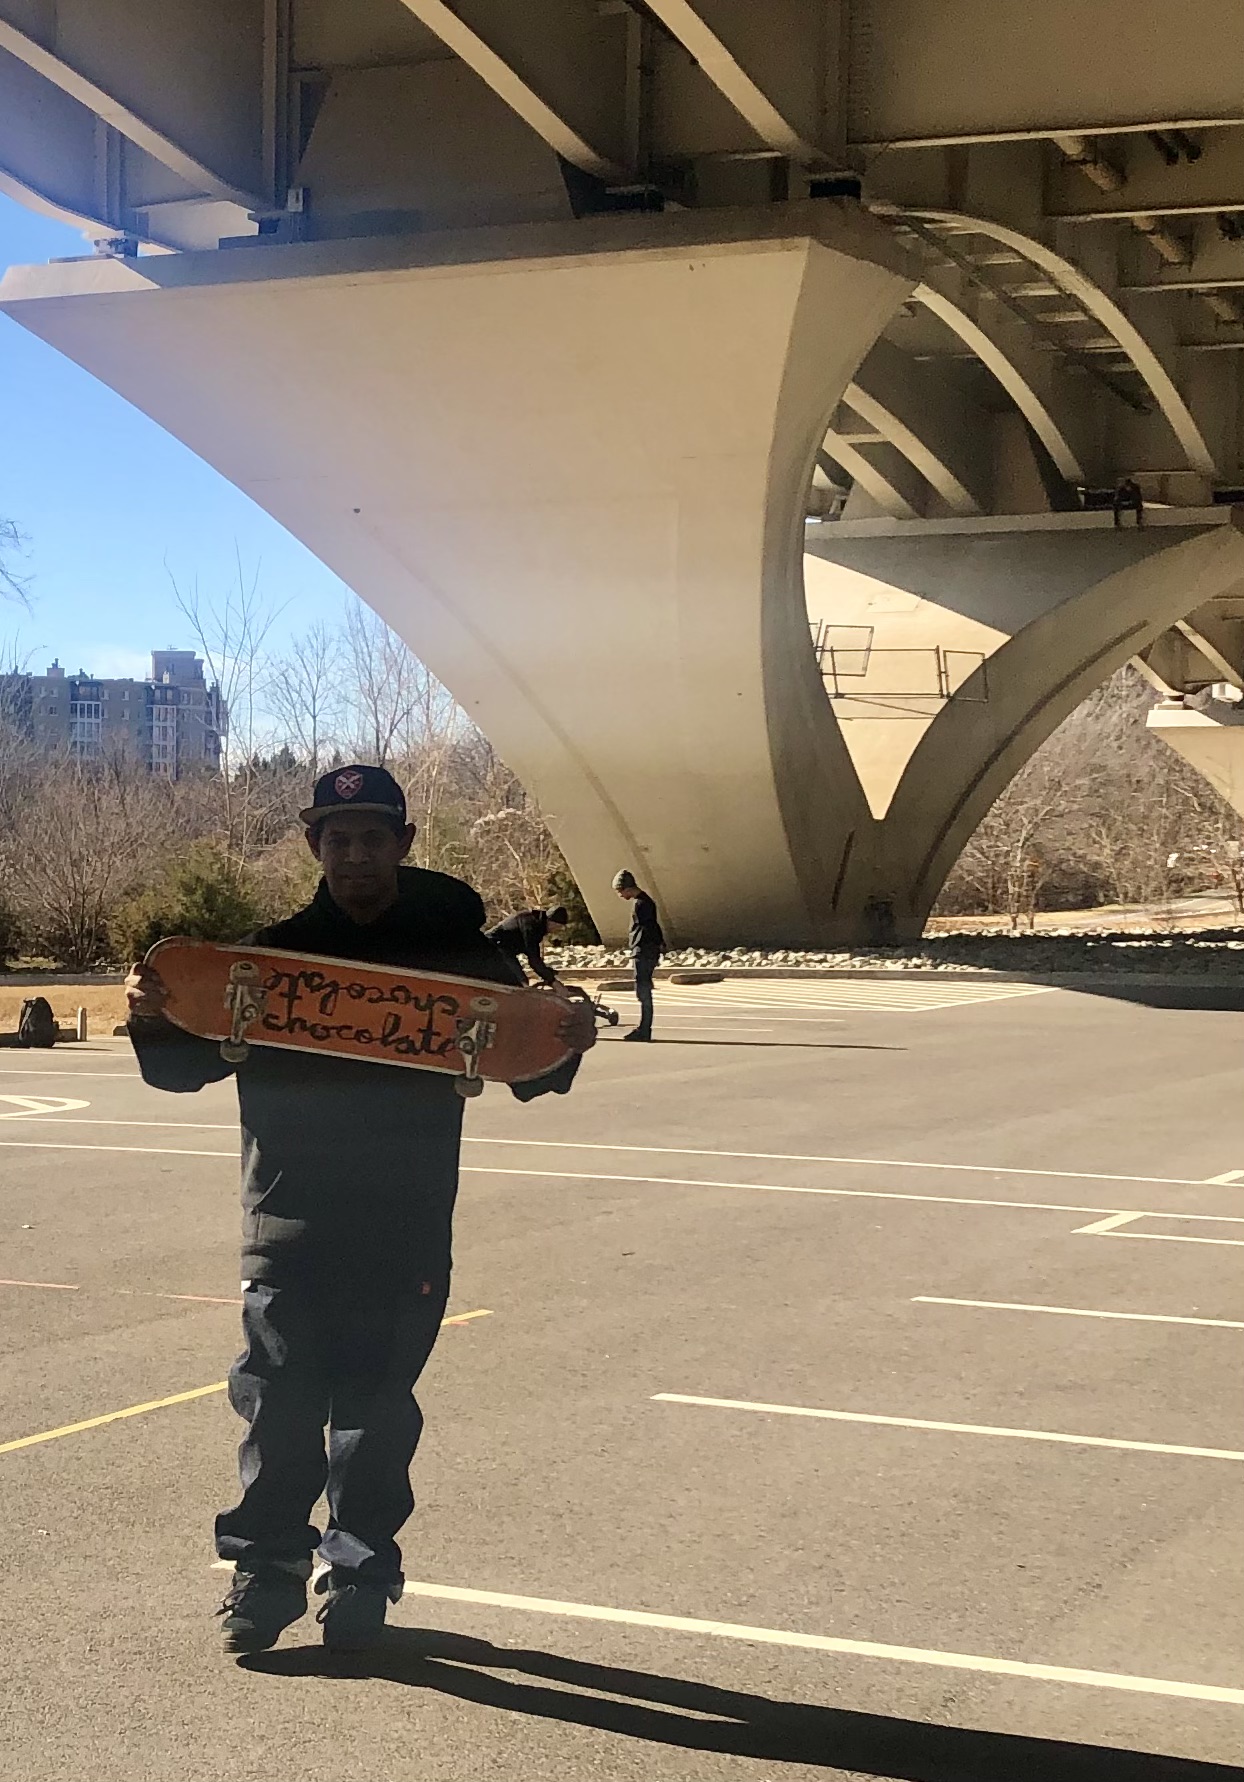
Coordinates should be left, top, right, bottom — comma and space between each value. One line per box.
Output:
455, 996, 498, 1098
221, 960, 266, 1064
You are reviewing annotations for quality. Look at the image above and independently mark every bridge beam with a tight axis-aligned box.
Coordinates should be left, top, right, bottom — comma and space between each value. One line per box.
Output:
0, 1, 265, 207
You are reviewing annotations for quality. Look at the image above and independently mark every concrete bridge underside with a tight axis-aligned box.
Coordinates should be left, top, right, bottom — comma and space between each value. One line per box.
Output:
10, 5, 1244, 941
7, 211, 1244, 945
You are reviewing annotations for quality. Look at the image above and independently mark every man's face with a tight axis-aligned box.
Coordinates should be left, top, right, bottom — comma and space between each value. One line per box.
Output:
616, 886, 637, 901
308, 810, 414, 907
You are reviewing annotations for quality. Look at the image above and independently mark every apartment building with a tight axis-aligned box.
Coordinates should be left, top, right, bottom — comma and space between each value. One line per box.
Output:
4, 650, 226, 776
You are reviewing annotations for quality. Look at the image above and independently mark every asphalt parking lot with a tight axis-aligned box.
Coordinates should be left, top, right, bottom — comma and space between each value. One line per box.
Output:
2, 977, 1244, 1781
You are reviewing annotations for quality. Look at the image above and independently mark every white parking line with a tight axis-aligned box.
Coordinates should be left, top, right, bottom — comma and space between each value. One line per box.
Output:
914, 1296, 1244, 1331
1073, 1211, 1145, 1235
462, 1136, 1226, 1192
1203, 1169, 1244, 1184
0, 1069, 139, 1080
397, 1579, 1244, 1706
461, 1165, 1244, 1225
654, 1393, 1244, 1462
7, 1140, 1244, 1236
0, 1140, 234, 1158
0, 1115, 1229, 1194
1097, 1230, 1244, 1249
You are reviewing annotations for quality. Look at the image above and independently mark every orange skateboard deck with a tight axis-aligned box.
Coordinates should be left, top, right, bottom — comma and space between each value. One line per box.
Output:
146, 937, 581, 1094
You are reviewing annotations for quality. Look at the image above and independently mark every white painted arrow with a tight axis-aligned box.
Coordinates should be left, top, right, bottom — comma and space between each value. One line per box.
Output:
0, 1095, 89, 1117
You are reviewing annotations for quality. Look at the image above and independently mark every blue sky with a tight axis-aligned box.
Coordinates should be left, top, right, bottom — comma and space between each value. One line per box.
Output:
0, 194, 351, 681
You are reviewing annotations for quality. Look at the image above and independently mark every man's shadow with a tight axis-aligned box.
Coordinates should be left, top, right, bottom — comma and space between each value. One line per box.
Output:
243, 1626, 1240, 1781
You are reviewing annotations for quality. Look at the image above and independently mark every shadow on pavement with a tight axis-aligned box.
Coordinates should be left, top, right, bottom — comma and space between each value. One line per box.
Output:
244, 1627, 1240, 1780
921, 931, 1244, 1012
1058, 981, 1244, 1012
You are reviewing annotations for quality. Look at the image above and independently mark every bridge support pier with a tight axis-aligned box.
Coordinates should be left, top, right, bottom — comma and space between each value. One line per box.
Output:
1, 206, 915, 947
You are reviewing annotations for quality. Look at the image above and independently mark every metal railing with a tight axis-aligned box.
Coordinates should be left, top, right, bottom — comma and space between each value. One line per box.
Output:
810, 624, 988, 714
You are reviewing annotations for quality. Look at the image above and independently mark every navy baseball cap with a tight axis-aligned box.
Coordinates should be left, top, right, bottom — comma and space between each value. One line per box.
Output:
299, 764, 408, 829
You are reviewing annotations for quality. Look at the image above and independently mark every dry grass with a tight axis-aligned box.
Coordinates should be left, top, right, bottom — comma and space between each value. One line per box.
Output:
0, 985, 129, 1035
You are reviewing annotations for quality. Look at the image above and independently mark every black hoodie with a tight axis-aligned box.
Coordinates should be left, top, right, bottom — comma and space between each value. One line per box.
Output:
129, 867, 578, 1287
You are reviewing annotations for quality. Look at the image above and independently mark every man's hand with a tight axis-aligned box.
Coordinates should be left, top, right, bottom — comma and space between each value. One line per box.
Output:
556, 998, 597, 1055
124, 960, 170, 1021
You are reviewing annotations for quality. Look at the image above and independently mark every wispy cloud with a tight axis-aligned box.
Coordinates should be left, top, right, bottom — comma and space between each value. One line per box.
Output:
71, 644, 155, 681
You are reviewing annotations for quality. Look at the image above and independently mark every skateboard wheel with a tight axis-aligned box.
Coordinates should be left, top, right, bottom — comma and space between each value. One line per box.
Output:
455, 1075, 485, 1098
220, 1040, 250, 1064
469, 996, 498, 1015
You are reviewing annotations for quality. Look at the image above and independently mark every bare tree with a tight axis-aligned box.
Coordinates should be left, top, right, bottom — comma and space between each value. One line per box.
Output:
937, 667, 1244, 922
172, 557, 284, 871
264, 620, 346, 775
0, 517, 31, 606
1, 748, 165, 967
342, 601, 423, 768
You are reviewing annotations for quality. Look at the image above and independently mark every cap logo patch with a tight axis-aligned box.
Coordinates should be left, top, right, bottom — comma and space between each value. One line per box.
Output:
334, 770, 364, 799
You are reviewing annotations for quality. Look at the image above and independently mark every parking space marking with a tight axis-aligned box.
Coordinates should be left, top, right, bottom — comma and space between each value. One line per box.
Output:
1203, 1169, 1244, 1184
0, 1070, 140, 1080
654, 1393, 1244, 1462
9, 1136, 1244, 1234
0, 1118, 1233, 1195
638, 982, 1054, 1013
0, 1139, 234, 1157
914, 1297, 1244, 1331
463, 1136, 1229, 1192
1074, 1211, 1244, 1246
398, 1579, 1244, 1706
1073, 1211, 1145, 1235
1, 1312, 492, 1455
0, 1277, 78, 1292
0, 1381, 228, 1455
1093, 1230, 1244, 1249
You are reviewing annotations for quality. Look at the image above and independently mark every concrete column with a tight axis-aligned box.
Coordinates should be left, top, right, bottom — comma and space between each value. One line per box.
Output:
0, 205, 914, 946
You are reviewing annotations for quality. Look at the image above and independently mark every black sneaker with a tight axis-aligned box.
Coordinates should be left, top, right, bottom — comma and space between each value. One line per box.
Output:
216, 1567, 307, 1654
622, 1029, 652, 1042
314, 1569, 393, 1652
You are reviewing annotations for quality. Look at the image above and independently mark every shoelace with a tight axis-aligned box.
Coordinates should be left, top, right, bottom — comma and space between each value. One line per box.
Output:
216, 1580, 255, 1618
314, 1582, 358, 1625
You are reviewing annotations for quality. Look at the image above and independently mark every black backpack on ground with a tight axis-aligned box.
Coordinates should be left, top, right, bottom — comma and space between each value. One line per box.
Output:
17, 996, 56, 1048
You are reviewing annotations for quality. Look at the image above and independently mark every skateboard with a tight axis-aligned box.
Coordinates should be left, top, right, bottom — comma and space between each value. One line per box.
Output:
145, 937, 592, 1096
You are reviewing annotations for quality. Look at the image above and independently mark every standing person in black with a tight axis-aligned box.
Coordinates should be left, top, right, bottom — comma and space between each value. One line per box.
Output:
612, 869, 664, 1041
124, 766, 595, 1656
485, 905, 568, 985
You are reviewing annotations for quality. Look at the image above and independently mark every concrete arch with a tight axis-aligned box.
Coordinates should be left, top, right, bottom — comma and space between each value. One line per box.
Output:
905, 207, 1219, 480
914, 279, 1085, 481
827, 516, 1244, 933
845, 338, 989, 516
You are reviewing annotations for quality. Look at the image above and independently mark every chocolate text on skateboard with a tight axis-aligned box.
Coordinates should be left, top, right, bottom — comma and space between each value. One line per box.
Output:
260, 965, 468, 1058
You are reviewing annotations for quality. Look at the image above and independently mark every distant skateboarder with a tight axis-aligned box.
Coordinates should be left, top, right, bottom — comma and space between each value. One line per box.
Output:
124, 765, 596, 1655
486, 905, 569, 986
613, 870, 664, 1041
1112, 477, 1145, 529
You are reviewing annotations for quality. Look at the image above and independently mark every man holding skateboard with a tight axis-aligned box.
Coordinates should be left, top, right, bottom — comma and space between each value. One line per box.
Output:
125, 765, 595, 1656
